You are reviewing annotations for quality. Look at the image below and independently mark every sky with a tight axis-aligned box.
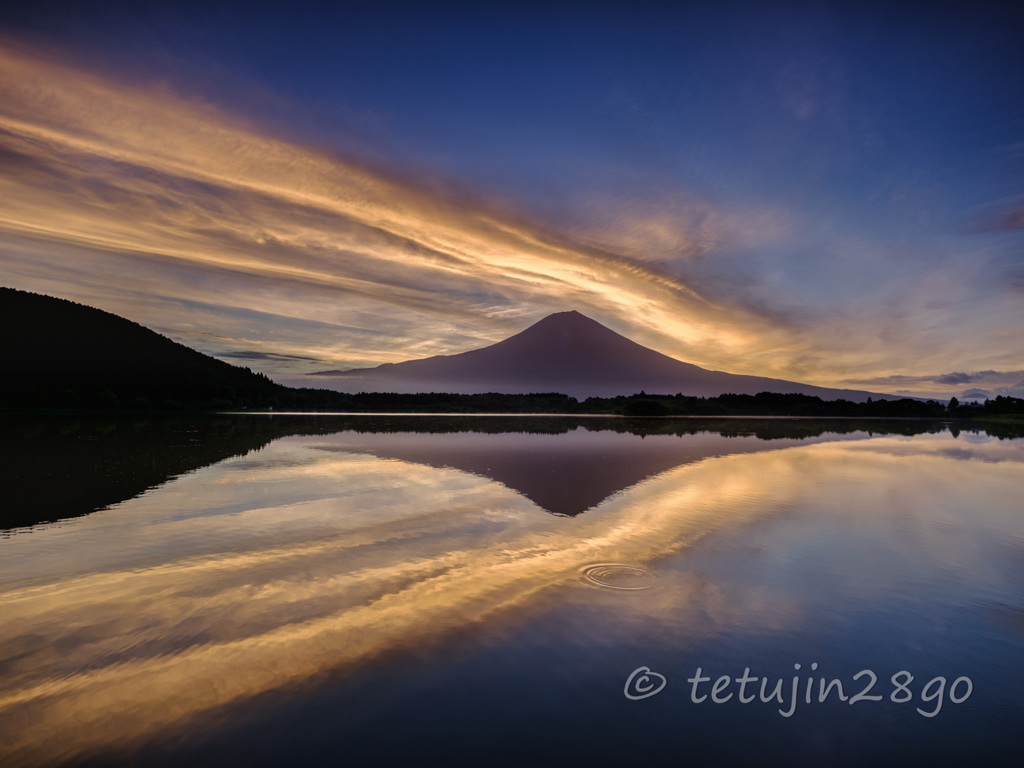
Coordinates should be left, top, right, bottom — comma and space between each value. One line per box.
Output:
0, 0, 1021, 400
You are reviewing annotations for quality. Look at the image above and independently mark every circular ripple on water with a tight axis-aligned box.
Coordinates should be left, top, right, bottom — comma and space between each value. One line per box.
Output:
581, 563, 656, 591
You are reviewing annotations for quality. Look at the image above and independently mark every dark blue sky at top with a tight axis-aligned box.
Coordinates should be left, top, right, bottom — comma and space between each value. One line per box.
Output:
3, 0, 1023, 366
5, 0, 1021, 242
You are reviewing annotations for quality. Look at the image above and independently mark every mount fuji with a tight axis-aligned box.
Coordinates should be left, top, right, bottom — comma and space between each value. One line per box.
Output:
304, 311, 897, 402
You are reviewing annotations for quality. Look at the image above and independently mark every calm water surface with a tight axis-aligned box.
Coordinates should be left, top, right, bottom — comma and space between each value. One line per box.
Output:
1, 417, 1023, 766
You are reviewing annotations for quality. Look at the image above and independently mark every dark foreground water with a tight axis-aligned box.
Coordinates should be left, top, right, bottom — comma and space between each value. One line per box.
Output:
1, 416, 1023, 767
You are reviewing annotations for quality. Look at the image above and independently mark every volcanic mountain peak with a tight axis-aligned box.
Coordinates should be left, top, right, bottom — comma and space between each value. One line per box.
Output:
522, 309, 599, 329
512, 309, 625, 337
474, 310, 670, 365
304, 309, 899, 402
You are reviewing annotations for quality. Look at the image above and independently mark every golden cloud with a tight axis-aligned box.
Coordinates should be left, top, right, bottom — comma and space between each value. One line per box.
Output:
2, 42, 1020, 388
0, 43, 796, 372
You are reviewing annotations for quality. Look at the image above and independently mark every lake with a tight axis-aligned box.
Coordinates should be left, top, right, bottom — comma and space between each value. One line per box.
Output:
2, 415, 1023, 766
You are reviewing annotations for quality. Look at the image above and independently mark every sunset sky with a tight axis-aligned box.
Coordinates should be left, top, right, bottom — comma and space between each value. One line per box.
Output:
1, 1, 1021, 400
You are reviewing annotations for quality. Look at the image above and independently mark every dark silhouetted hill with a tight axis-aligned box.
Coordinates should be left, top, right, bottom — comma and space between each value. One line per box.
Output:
1, 286, 289, 410
7, 289, 1014, 419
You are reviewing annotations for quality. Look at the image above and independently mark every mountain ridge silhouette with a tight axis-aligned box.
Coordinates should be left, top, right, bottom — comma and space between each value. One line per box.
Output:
0, 286, 286, 409
309, 309, 900, 402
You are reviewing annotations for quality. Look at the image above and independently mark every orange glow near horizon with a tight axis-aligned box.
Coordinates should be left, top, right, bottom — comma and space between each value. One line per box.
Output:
0, 42, 1020, 394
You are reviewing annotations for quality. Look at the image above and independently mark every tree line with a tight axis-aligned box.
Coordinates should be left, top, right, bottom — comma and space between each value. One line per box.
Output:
8, 384, 1023, 420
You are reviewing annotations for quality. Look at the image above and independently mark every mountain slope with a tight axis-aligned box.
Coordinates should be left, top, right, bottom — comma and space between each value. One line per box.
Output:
309, 310, 899, 401
0, 287, 286, 409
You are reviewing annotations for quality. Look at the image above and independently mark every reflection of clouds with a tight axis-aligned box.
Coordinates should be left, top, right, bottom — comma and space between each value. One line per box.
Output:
0, 434, 793, 764
834, 433, 1024, 464
308, 428, 850, 516
2, 431, 1022, 764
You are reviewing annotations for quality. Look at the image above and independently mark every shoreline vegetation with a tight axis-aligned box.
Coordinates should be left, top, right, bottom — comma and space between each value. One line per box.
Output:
4, 389, 1024, 422
3, 286, 1022, 422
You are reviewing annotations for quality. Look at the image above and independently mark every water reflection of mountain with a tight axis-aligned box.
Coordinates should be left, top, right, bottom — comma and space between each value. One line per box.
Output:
314, 429, 854, 517
1, 415, 963, 530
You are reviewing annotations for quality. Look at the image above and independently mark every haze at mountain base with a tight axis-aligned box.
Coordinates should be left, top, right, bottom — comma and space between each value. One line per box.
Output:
291, 311, 901, 402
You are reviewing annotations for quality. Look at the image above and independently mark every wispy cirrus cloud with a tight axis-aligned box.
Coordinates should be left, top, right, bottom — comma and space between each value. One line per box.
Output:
0, 42, 784, 370
849, 370, 1024, 400
218, 350, 324, 363
0, 41, 1021, 395
972, 204, 1024, 233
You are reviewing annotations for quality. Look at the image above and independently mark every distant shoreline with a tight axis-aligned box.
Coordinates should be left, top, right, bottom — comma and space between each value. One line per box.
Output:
4, 407, 1022, 425
7, 390, 1024, 421
221, 411, 997, 421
